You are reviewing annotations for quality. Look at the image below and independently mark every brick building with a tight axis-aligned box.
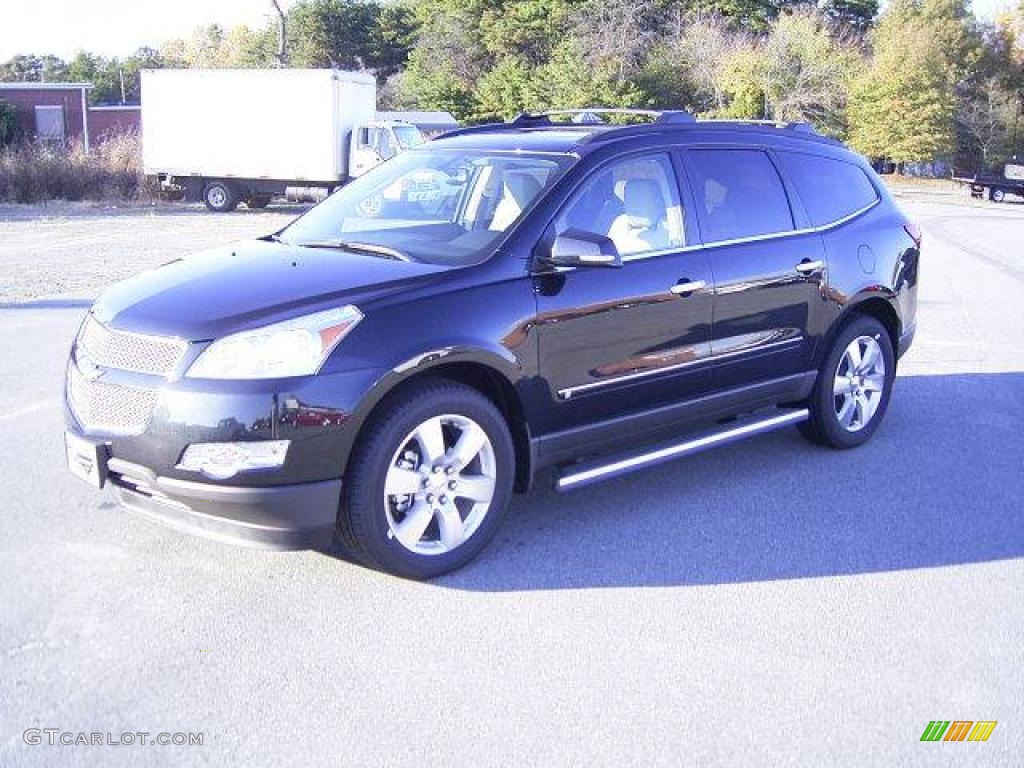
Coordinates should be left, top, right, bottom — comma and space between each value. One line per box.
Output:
0, 82, 141, 151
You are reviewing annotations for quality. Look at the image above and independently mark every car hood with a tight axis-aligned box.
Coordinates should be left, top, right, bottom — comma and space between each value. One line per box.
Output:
93, 239, 449, 340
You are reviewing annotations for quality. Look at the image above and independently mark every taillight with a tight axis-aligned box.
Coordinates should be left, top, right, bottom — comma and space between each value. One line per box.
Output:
904, 222, 922, 248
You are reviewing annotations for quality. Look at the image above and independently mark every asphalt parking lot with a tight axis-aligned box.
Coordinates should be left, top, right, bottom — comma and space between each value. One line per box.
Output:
1, 190, 1022, 766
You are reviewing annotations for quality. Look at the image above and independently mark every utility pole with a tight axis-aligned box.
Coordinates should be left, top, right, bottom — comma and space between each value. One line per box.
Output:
271, 0, 288, 68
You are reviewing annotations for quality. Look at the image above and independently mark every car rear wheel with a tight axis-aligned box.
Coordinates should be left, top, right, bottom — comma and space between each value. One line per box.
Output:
989, 187, 1006, 203
202, 180, 239, 212
799, 314, 895, 449
337, 379, 515, 579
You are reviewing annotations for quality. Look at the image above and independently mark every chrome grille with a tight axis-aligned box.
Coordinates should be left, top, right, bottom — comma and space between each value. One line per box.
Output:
67, 363, 158, 435
78, 315, 187, 377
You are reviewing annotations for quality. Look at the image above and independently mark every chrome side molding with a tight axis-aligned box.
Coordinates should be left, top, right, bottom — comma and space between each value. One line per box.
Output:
557, 336, 803, 399
556, 407, 809, 491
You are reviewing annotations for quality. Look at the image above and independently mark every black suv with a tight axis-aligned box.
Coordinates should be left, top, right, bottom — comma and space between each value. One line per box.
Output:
64, 109, 920, 578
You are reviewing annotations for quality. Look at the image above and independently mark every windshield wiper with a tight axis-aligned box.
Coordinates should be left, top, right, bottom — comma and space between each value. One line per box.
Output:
294, 239, 411, 262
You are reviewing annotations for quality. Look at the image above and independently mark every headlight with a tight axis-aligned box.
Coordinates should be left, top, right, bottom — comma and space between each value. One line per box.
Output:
187, 306, 363, 379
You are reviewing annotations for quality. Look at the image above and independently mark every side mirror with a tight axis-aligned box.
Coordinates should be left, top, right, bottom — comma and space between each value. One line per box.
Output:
547, 229, 622, 268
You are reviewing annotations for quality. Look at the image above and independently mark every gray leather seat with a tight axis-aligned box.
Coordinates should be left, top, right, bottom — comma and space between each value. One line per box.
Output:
607, 179, 670, 254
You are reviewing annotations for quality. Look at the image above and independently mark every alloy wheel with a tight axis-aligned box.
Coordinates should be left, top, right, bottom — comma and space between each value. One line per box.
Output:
832, 335, 886, 432
383, 414, 496, 556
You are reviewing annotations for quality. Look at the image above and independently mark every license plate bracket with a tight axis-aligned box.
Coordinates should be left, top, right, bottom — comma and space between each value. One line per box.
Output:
65, 431, 109, 488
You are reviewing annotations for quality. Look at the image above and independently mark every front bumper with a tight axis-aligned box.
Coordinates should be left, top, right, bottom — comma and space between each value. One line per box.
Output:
107, 457, 341, 549
898, 326, 916, 359
65, 346, 388, 549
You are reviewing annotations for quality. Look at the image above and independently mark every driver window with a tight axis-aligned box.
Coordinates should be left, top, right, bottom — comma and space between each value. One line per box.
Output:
361, 127, 393, 159
554, 154, 685, 258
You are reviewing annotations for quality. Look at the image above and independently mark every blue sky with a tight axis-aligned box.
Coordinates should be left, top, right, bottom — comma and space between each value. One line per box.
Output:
0, 0, 1017, 61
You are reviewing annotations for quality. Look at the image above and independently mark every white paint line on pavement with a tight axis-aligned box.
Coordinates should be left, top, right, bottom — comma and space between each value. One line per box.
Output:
0, 400, 59, 422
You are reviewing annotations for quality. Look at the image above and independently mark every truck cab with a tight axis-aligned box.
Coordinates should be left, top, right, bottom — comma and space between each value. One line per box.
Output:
350, 121, 426, 178
956, 158, 1024, 203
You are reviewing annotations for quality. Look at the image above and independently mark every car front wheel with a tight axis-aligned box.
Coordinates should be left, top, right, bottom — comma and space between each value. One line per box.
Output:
800, 314, 895, 449
337, 379, 515, 579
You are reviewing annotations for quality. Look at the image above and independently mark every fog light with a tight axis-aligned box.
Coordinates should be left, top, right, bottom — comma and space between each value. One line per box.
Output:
177, 441, 290, 480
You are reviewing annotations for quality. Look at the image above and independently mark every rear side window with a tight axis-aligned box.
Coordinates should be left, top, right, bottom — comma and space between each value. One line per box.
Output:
686, 149, 794, 243
777, 151, 879, 227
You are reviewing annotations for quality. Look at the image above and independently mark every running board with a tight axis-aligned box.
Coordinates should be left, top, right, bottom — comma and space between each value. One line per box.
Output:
555, 408, 809, 492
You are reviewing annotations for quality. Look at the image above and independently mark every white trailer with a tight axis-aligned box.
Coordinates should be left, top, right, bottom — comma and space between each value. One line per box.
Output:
141, 69, 423, 211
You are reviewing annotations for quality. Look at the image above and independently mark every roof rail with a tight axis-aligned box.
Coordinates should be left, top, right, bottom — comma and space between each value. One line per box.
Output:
434, 121, 512, 140
436, 109, 836, 145
511, 108, 695, 125
698, 118, 819, 135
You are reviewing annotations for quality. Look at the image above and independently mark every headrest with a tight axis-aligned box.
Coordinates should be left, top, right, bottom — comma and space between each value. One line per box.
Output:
623, 179, 665, 229
502, 174, 542, 206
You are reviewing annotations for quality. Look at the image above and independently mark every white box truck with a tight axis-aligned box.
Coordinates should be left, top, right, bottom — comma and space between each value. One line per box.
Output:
141, 68, 425, 212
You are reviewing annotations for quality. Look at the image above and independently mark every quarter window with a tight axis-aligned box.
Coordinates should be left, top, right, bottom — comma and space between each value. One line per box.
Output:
687, 149, 794, 243
554, 154, 685, 258
777, 151, 879, 227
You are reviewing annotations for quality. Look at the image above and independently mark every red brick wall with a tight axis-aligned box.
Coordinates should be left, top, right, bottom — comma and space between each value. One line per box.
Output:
0, 86, 88, 146
88, 107, 141, 141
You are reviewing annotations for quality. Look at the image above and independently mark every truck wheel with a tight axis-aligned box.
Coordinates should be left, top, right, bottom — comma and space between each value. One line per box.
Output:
799, 315, 895, 450
336, 379, 515, 579
989, 187, 1006, 203
203, 181, 239, 212
245, 195, 271, 209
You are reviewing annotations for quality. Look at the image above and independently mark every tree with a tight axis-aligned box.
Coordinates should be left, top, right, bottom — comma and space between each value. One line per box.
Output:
687, 0, 785, 33
819, 0, 879, 35
754, 10, 862, 134
161, 24, 275, 69
533, 38, 643, 111
847, 0, 958, 164
368, 3, 418, 78
0, 54, 68, 82
479, 0, 574, 65
572, 0, 660, 83
399, 1, 488, 118
271, 0, 289, 67
632, 12, 752, 114
958, 76, 1018, 167
67, 52, 121, 103
288, 0, 384, 70
472, 56, 537, 120
0, 99, 16, 146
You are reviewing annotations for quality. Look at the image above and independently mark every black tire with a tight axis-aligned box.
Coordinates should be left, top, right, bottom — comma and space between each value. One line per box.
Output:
989, 187, 1006, 203
202, 180, 239, 212
245, 195, 271, 209
337, 379, 515, 579
799, 314, 895, 449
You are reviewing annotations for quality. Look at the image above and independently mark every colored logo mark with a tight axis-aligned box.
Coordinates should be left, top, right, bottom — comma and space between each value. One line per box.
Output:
920, 721, 997, 742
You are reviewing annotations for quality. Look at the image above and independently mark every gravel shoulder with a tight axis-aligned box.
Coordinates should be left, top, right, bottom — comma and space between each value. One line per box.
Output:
0, 201, 310, 303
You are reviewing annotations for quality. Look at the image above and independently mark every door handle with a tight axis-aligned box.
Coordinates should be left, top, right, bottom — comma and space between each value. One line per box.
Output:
795, 259, 825, 275
670, 279, 706, 296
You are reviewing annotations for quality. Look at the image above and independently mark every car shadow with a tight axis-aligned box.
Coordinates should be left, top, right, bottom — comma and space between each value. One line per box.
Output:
436, 371, 1024, 591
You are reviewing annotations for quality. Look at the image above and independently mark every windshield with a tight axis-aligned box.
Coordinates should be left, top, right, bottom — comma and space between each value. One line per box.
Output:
279, 149, 573, 266
394, 125, 426, 149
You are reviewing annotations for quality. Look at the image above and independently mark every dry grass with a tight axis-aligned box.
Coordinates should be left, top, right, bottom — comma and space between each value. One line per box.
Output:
0, 132, 157, 204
